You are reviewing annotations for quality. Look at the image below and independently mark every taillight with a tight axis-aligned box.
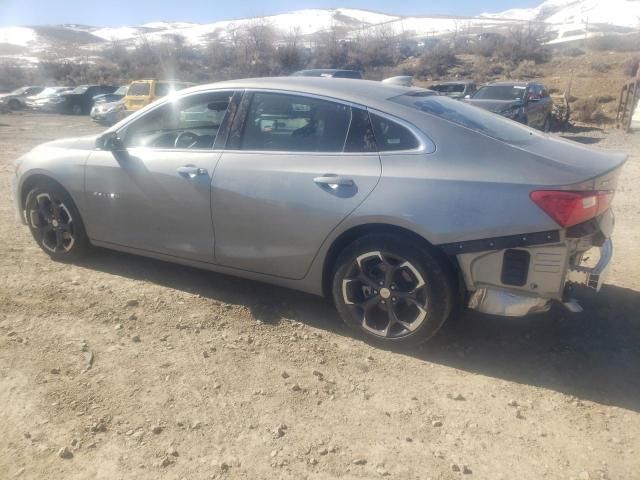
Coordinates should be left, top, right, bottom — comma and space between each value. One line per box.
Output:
530, 190, 613, 228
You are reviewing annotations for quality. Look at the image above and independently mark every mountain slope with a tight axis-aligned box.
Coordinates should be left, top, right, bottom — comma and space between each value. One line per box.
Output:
0, 1, 638, 60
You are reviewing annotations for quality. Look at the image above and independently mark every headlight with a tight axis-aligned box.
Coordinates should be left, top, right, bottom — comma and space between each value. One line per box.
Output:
106, 104, 124, 113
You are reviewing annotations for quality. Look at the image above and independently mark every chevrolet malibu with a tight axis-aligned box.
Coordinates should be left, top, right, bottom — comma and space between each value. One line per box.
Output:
11, 78, 626, 346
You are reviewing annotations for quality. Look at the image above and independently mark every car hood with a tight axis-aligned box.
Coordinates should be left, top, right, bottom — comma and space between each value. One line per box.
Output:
0, 93, 15, 100
466, 99, 521, 113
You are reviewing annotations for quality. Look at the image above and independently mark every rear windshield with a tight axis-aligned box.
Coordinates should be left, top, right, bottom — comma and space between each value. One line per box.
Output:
473, 85, 526, 101
128, 82, 151, 96
391, 93, 538, 144
431, 84, 465, 94
70, 86, 88, 94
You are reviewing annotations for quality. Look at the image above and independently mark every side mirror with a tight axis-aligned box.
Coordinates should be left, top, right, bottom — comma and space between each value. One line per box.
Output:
98, 132, 125, 152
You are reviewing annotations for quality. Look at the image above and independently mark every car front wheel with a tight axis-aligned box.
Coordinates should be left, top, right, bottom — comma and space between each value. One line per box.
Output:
332, 234, 455, 346
24, 182, 90, 261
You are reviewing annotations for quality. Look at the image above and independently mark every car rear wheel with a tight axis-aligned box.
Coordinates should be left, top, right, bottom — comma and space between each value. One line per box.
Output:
332, 234, 455, 346
542, 115, 551, 133
8, 99, 21, 110
71, 104, 82, 115
25, 182, 90, 261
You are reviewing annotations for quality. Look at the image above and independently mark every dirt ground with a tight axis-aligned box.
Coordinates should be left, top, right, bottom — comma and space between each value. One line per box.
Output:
1, 113, 639, 480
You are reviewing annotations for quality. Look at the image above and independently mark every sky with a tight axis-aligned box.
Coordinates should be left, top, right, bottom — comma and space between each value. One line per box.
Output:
0, 0, 542, 26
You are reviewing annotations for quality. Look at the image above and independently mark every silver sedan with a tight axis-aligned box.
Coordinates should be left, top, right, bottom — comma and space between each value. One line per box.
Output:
11, 77, 626, 346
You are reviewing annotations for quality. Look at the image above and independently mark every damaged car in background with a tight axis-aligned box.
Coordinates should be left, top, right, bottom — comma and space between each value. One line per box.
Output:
11, 78, 626, 346
90, 99, 126, 126
465, 81, 553, 131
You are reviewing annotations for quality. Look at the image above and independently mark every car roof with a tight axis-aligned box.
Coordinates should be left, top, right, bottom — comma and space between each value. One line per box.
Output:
182, 77, 423, 110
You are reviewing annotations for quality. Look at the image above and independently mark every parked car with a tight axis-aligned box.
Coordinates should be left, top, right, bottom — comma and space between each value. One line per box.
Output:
46, 85, 118, 115
429, 80, 476, 99
0, 86, 44, 110
93, 85, 129, 105
291, 69, 362, 79
26, 87, 73, 110
90, 99, 126, 126
12, 77, 625, 346
465, 81, 553, 131
124, 80, 192, 112
382, 76, 413, 87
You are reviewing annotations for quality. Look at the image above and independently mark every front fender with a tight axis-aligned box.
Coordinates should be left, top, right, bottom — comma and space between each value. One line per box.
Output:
15, 143, 94, 222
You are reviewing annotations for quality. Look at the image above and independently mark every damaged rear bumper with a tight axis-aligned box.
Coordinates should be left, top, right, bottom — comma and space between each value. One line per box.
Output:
565, 238, 612, 291
458, 217, 613, 317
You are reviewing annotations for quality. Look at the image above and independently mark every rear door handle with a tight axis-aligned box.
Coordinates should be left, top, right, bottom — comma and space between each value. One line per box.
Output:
313, 174, 354, 187
177, 165, 208, 178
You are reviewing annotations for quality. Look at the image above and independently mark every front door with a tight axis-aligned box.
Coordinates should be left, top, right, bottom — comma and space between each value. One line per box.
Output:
83, 90, 236, 261
211, 91, 382, 279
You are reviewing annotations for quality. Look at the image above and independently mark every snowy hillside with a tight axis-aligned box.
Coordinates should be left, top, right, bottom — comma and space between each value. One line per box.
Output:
0, 1, 638, 61
483, 0, 640, 43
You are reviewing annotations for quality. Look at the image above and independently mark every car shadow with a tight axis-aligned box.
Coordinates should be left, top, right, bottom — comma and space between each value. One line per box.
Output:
559, 135, 602, 144
564, 124, 604, 134
78, 247, 640, 412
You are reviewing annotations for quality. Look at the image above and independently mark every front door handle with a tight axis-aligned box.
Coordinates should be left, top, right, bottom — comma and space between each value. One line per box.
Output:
313, 174, 354, 187
177, 165, 208, 178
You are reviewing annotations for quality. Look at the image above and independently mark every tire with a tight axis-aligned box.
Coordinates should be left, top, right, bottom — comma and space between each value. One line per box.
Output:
24, 182, 90, 261
8, 99, 21, 110
332, 233, 455, 347
542, 115, 551, 133
71, 104, 82, 115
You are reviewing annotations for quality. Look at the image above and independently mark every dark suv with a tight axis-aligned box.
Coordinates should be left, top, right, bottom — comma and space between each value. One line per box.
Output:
465, 81, 553, 131
48, 85, 118, 115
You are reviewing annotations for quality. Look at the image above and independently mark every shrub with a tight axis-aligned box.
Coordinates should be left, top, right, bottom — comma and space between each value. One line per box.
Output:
623, 57, 639, 77
572, 97, 611, 123
591, 61, 610, 73
563, 47, 585, 57
595, 95, 616, 104
414, 44, 458, 78
590, 33, 640, 52
511, 60, 539, 79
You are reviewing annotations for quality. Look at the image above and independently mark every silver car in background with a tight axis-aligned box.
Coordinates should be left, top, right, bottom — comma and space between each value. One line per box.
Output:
11, 78, 626, 346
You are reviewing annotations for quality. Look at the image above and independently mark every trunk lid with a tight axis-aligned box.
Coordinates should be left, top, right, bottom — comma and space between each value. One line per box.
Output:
521, 135, 627, 190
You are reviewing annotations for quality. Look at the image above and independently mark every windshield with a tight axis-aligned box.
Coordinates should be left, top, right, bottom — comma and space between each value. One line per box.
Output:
9, 87, 28, 95
392, 93, 538, 144
114, 86, 128, 95
35, 87, 58, 97
129, 82, 151, 96
70, 86, 88, 94
473, 85, 526, 101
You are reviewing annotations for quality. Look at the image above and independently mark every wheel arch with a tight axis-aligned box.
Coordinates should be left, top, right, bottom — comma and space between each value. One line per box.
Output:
321, 222, 460, 298
20, 172, 71, 213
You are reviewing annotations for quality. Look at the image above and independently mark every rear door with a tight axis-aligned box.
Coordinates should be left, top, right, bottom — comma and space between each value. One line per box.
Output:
210, 91, 381, 279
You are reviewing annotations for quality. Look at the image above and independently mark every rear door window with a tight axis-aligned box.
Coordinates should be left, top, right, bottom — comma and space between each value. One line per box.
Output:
238, 92, 351, 152
370, 113, 419, 151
